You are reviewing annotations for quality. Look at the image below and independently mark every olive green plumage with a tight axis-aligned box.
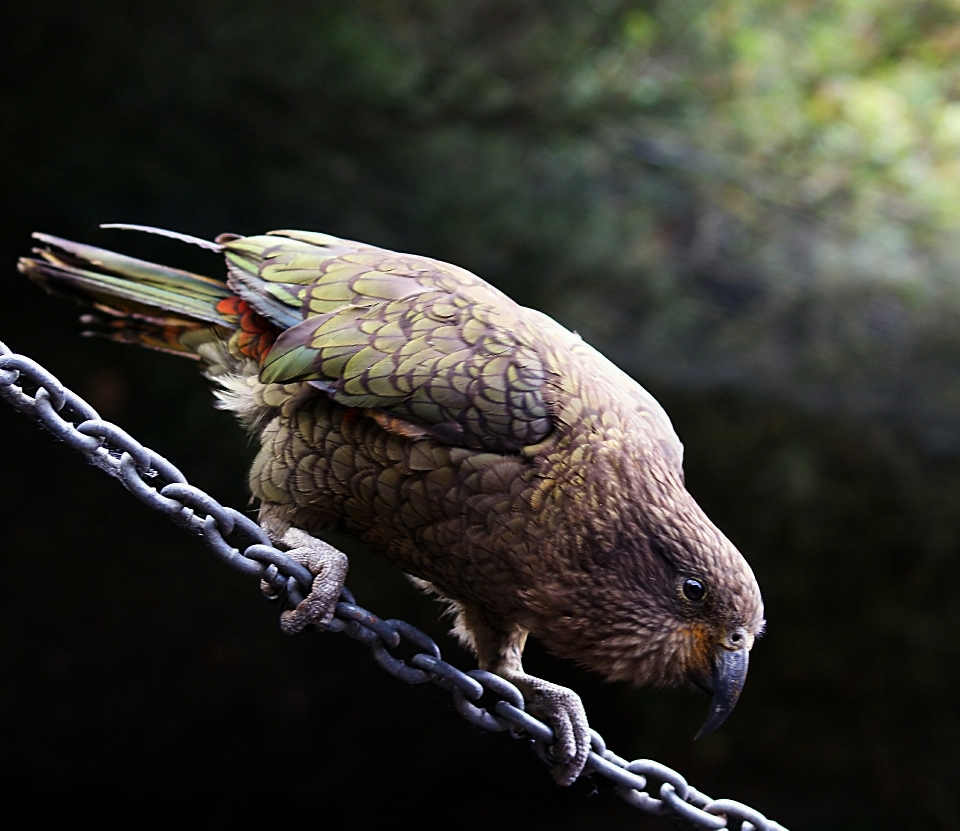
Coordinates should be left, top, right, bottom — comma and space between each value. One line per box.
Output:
229, 230, 558, 452
20, 227, 765, 785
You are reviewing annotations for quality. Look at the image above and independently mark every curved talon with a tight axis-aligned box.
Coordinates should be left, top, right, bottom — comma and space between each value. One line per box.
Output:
267, 527, 349, 634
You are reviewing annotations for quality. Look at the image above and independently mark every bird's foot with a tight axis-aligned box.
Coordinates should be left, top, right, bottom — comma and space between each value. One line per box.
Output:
507, 671, 591, 786
266, 528, 348, 635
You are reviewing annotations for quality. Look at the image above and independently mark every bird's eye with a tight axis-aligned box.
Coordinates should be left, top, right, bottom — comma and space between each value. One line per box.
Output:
682, 577, 706, 602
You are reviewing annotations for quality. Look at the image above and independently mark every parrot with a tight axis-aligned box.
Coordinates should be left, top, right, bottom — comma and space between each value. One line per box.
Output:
18, 224, 765, 785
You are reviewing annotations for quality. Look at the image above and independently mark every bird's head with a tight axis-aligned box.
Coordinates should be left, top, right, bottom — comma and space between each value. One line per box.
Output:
559, 466, 766, 740
652, 549, 765, 740
623, 490, 766, 739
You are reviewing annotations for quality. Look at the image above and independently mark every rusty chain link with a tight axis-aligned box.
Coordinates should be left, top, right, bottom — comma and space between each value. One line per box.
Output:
0, 340, 788, 831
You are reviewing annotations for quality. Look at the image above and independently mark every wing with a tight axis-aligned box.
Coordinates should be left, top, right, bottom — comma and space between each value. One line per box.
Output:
222, 231, 554, 453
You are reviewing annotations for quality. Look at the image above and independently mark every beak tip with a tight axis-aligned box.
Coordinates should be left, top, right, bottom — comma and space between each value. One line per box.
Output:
693, 706, 727, 741
693, 647, 749, 741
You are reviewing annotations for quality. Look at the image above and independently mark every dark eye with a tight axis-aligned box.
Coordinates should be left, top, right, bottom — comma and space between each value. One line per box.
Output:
682, 577, 706, 602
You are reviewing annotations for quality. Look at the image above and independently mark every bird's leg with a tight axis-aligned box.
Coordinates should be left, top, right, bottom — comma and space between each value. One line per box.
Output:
265, 527, 348, 635
461, 603, 591, 786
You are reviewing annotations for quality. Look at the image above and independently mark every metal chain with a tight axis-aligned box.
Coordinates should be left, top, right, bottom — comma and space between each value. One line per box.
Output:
0, 341, 788, 831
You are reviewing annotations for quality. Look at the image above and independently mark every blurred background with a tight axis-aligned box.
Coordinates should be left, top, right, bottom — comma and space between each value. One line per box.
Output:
3, 1, 960, 827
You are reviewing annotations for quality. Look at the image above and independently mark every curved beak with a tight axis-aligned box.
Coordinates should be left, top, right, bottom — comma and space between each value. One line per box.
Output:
694, 647, 749, 740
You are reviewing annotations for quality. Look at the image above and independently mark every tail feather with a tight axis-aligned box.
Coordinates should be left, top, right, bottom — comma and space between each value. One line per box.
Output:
18, 233, 237, 357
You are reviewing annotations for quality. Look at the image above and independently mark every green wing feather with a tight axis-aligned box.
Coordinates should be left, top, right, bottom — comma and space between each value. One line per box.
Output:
225, 232, 555, 453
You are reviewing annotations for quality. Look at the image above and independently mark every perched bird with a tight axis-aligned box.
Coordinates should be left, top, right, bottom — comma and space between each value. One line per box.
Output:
19, 224, 765, 785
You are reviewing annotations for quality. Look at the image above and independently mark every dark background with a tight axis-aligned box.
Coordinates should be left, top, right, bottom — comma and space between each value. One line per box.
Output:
4, 2, 960, 828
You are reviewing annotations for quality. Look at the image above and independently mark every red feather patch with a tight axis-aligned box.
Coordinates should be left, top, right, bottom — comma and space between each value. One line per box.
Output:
217, 297, 278, 362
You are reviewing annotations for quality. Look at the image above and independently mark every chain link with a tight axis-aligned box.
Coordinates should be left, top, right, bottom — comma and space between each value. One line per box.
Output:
0, 341, 788, 831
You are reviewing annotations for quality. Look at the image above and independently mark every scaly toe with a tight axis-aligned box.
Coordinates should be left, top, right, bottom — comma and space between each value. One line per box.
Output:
509, 674, 591, 786
270, 528, 349, 635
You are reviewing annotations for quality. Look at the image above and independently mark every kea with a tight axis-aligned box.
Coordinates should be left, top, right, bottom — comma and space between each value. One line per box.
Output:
19, 225, 765, 785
